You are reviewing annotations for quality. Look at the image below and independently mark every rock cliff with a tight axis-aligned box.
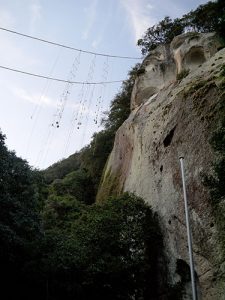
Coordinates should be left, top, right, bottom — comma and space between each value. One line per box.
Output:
97, 32, 225, 299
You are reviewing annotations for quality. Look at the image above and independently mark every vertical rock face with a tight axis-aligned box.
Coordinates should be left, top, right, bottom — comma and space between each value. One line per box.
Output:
97, 33, 225, 299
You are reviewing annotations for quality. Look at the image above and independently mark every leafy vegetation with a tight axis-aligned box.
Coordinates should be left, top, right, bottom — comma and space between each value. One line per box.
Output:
42, 193, 163, 300
0, 125, 165, 299
0, 134, 164, 299
102, 64, 140, 133
42, 152, 81, 183
138, 0, 225, 55
0, 130, 44, 299
49, 169, 95, 205
1, 2, 225, 298
137, 16, 184, 54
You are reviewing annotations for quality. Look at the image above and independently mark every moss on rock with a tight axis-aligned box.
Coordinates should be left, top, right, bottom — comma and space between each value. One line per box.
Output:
96, 168, 122, 203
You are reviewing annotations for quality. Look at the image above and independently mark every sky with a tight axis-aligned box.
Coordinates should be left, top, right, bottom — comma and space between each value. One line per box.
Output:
0, 0, 208, 169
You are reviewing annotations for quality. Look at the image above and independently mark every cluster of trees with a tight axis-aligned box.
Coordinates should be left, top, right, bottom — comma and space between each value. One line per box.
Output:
0, 131, 43, 299
138, 0, 225, 55
43, 193, 163, 300
0, 129, 163, 299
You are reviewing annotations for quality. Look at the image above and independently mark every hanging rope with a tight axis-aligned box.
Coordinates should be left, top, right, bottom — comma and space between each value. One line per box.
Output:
75, 54, 97, 130
36, 51, 82, 166
25, 49, 62, 160
52, 51, 81, 128
0, 26, 142, 60
63, 54, 97, 157
93, 56, 109, 128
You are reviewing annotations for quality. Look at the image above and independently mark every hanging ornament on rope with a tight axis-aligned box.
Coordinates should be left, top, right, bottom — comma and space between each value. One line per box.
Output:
94, 56, 109, 126
53, 50, 81, 128
37, 51, 81, 166
63, 54, 97, 156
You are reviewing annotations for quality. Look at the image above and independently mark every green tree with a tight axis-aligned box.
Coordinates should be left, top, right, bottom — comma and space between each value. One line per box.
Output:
43, 152, 81, 183
49, 169, 95, 205
79, 129, 115, 192
102, 63, 140, 132
183, 0, 225, 36
137, 16, 184, 55
42, 193, 163, 300
138, 1, 225, 55
0, 130, 44, 299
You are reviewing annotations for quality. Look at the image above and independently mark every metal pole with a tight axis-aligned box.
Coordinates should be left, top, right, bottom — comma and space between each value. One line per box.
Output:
179, 157, 197, 300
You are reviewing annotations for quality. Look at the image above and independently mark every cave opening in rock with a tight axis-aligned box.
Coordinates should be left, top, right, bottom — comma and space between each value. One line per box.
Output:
163, 126, 176, 147
184, 47, 206, 66
175, 259, 201, 299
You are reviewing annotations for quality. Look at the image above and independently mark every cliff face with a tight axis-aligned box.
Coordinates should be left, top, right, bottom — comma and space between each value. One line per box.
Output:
97, 32, 225, 299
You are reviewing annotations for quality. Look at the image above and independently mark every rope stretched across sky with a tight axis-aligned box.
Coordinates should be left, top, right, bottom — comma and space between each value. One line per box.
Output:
0, 65, 124, 84
0, 26, 142, 60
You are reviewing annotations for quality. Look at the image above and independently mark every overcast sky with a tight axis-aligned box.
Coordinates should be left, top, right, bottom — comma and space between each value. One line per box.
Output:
0, 0, 208, 169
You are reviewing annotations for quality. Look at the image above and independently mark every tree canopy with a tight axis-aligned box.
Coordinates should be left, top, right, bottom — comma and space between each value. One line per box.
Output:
0, 130, 43, 299
42, 193, 163, 300
0, 129, 166, 299
137, 0, 225, 55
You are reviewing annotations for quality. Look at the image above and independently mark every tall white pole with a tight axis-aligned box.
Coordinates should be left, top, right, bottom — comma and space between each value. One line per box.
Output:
179, 157, 197, 300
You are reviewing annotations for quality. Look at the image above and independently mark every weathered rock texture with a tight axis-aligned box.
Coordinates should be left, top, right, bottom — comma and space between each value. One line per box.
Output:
131, 32, 223, 110
97, 33, 225, 299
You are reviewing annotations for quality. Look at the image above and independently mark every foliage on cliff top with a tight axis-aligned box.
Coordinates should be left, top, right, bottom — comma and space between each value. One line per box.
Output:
138, 0, 225, 55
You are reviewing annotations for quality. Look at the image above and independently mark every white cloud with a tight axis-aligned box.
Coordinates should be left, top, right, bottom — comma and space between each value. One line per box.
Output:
12, 87, 95, 116
13, 87, 57, 108
82, 0, 98, 40
29, 0, 42, 33
0, 32, 41, 68
91, 36, 102, 49
120, 0, 156, 41
146, 3, 154, 10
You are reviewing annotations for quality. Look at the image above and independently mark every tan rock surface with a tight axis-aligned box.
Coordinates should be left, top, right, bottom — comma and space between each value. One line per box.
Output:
98, 33, 225, 299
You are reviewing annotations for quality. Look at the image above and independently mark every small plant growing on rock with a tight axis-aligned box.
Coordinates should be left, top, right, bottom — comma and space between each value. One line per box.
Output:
220, 64, 225, 77
176, 69, 189, 81
136, 67, 146, 76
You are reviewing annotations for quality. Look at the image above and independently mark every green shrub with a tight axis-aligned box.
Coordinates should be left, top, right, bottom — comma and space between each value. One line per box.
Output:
176, 69, 189, 81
